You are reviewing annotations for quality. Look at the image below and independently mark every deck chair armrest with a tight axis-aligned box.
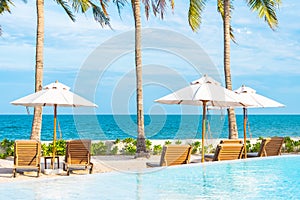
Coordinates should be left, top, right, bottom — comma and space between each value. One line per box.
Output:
66, 153, 71, 163
88, 152, 91, 164
204, 157, 213, 162
204, 154, 214, 162
146, 162, 160, 167
247, 152, 259, 157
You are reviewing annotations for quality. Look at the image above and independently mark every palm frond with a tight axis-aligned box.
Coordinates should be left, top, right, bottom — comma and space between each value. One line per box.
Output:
151, 0, 158, 17
156, 0, 167, 19
246, 0, 281, 30
188, 0, 206, 32
142, 0, 150, 19
139, 0, 174, 20
100, 0, 108, 16
0, 0, 14, 14
89, 1, 111, 28
113, 0, 127, 17
230, 26, 237, 44
72, 0, 90, 13
55, 0, 76, 22
170, 0, 174, 10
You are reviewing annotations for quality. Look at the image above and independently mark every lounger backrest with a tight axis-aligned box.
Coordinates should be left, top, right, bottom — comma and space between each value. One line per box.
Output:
213, 143, 244, 161
258, 137, 284, 157
14, 140, 41, 167
160, 145, 192, 166
66, 140, 91, 165
220, 139, 243, 144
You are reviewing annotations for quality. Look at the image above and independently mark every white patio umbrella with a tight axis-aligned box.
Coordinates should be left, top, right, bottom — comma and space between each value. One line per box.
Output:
234, 85, 284, 158
11, 81, 97, 169
155, 75, 251, 162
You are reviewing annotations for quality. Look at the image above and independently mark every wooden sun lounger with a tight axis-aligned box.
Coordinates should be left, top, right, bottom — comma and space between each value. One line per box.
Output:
220, 139, 243, 144
146, 145, 192, 167
13, 140, 41, 178
63, 140, 93, 175
247, 137, 284, 157
205, 143, 244, 161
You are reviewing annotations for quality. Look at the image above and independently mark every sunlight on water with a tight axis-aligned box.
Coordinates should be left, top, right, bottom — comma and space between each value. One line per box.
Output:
1, 156, 300, 199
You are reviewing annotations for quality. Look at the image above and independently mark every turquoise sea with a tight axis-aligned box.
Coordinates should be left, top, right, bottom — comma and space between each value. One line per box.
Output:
0, 115, 299, 141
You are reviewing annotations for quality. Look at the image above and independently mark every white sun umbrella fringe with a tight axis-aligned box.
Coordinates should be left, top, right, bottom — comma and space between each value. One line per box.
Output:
205, 109, 216, 153
57, 118, 63, 140
205, 106, 228, 150
247, 117, 252, 139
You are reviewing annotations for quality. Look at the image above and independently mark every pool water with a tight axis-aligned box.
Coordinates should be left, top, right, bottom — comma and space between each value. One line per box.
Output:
1, 155, 300, 199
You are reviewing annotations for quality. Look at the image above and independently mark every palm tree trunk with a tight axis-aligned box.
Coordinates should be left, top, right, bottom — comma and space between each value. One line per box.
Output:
223, 0, 238, 139
132, 0, 148, 156
30, 0, 44, 141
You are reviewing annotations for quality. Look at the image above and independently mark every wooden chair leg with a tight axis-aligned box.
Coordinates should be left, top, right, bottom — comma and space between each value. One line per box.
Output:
13, 168, 16, 178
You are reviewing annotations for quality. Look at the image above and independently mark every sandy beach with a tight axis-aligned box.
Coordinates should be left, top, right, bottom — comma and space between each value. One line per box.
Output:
0, 154, 203, 183
0, 137, 298, 183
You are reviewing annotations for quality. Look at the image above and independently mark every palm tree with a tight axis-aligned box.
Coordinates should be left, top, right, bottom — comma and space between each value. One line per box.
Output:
131, 0, 146, 156
130, 0, 174, 157
30, 0, 111, 140
188, 0, 281, 138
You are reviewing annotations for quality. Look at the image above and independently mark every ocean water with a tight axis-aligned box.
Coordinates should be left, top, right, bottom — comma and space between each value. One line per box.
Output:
1, 155, 300, 199
0, 114, 299, 141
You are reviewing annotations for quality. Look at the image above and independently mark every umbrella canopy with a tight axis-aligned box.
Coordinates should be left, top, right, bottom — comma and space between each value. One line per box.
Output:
11, 81, 97, 107
156, 76, 250, 108
234, 85, 284, 158
11, 81, 97, 169
234, 85, 284, 108
155, 75, 251, 162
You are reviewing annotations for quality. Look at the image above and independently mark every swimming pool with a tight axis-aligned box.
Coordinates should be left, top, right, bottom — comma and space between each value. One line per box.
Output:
2, 155, 300, 199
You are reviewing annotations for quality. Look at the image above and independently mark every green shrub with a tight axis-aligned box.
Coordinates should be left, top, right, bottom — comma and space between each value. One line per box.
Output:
124, 144, 136, 155
110, 146, 119, 155
55, 140, 66, 155
293, 140, 300, 152
146, 139, 152, 151
250, 141, 262, 152
92, 141, 108, 155
123, 138, 135, 144
0, 139, 14, 159
133, 140, 137, 146
153, 144, 162, 155
191, 141, 201, 154
165, 140, 172, 145
42, 139, 66, 156
122, 137, 137, 155
114, 138, 121, 144
246, 140, 251, 153
175, 140, 182, 145
207, 144, 214, 153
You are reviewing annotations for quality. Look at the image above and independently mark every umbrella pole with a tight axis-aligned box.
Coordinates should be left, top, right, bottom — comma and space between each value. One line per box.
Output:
243, 107, 247, 158
201, 101, 207, 163
52, 104, 57, 169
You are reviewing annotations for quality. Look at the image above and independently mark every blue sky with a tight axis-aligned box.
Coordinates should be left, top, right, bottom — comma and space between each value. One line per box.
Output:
0, 0, 299, 115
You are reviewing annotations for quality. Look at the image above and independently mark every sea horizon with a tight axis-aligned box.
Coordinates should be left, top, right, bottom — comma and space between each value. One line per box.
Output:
1, 113, 299, 116
1, 114, 299, 141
